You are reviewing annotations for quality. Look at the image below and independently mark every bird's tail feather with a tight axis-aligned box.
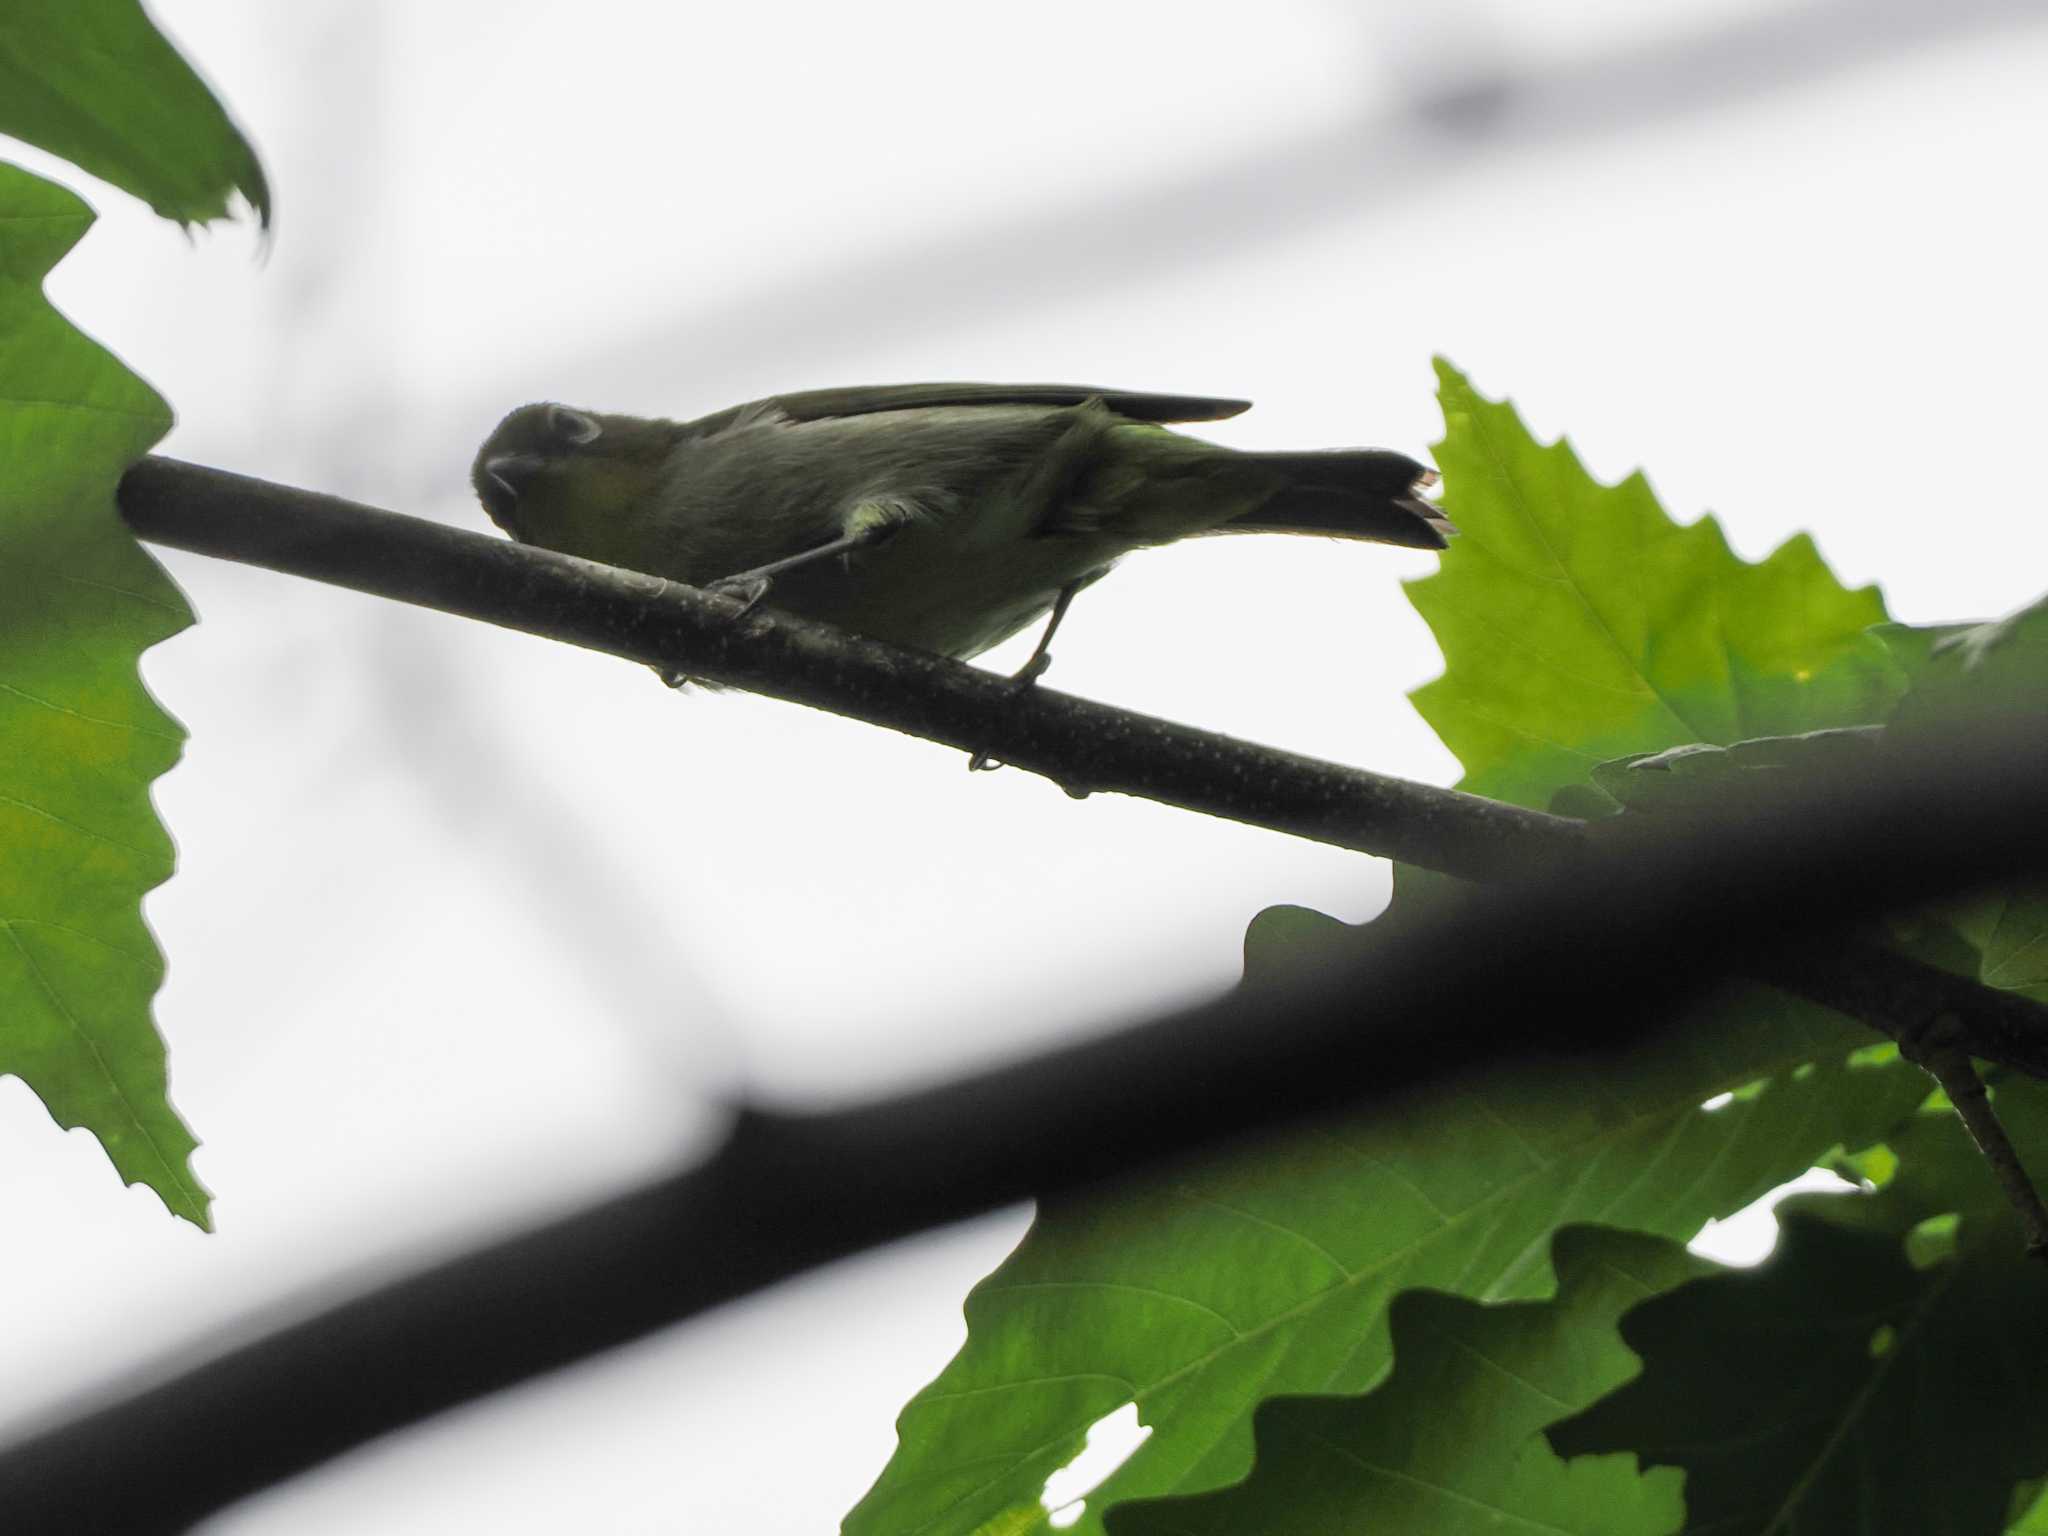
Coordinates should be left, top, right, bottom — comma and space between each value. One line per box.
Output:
1220, 450, 1453, 550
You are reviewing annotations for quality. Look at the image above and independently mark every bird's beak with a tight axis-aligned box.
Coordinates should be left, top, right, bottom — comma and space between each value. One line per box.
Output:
1401, 468, 1457, 542
485, 453, 547, 502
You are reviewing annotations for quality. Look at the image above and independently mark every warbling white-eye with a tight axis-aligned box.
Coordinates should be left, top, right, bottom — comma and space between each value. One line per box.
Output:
471, 382, 1449, 697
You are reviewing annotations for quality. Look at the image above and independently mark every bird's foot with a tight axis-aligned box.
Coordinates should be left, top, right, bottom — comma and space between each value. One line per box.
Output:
967, 652, 1055, 773
706, 574, 772, 617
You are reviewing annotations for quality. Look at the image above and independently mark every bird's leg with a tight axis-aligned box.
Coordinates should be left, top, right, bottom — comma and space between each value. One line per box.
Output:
660, 503, 910, 687
968, 582, 1082, 773
705, 503, 907, 615
1012, 580, 1079, 687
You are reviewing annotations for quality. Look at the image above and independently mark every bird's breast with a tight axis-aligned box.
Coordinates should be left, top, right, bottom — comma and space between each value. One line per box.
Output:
769, 511, 1116, 660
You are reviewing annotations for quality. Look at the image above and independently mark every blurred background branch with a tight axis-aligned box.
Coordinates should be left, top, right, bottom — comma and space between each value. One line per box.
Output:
6, 710, 2048, 1530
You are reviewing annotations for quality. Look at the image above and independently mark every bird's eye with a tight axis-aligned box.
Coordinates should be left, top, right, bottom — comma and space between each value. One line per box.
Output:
547, 405, 602, 446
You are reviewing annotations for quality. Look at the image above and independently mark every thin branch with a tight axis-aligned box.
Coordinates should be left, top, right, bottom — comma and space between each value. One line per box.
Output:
4, 721, 2048, 1528
117, 456, 1577, 882
1893, 1016, 2048, 1256
1756, 942, 2047, 1080
1771, 942, 2048, 1249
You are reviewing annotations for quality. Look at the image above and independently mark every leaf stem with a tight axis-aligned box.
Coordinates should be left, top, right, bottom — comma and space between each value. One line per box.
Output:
1896, 1026, 2048, 1257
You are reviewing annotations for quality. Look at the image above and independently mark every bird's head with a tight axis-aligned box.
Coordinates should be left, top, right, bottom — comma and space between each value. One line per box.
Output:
470, 403, 679, 546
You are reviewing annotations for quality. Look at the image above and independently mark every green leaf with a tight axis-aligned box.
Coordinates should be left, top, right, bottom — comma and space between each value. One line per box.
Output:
1400, 366, 2048, 1531
1584, 601, 2048, 994
1109, 1225, 1704, 1536
1552, 1079, 2048, 1533
2008, 1481, 2048, 1534
849, 364, 1938, 1535
1236, 904, 1355, 991
0, 1, 268, 228
1407, 358, 1901, 813
1867, 619, 1977, 686
1882, 596, 2048, 741
1555, 1214, 2045, 1533
0, 162, 204, 1225
1881, 600, 2048, 1001
841, 1018, 1930, 1536
1836, 1074, 2048, 1245
1947, 888, 2048, 1002
1591, 728, 1883, 816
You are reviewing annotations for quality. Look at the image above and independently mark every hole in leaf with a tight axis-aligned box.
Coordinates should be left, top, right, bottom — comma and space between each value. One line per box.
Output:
1833, 1142, 1896, 1190
1791, 1062, 1818, 1082
1848, 1042, 1901, 1069
1700, 1077, 1770, 1113
1868, 1323, 1897, 1358
1905, 1212, 1962, 1270
1041, 1403, 1152, 1528
1690, 1167, 1861, 1267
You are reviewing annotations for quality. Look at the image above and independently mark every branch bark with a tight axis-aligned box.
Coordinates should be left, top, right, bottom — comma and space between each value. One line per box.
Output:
118, 456, 1576, 882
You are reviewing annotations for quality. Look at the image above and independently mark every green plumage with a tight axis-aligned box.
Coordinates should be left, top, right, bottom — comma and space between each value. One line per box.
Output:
472, 383, 1448, 663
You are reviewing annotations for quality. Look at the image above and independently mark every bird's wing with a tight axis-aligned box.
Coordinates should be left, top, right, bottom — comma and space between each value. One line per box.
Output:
679, 383, 1251, 438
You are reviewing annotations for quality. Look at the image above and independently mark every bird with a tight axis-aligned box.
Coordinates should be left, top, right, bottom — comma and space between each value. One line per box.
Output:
470, 382, 1451, 696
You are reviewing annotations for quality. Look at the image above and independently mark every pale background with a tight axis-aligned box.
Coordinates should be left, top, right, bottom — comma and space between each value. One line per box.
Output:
2, 1, 2045, 1529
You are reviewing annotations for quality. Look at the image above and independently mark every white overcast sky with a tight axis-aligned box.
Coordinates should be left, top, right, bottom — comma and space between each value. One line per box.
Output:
3, 1, 2047, 1531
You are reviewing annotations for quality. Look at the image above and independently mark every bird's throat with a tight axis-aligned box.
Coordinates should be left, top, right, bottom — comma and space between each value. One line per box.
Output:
512, 460, 668, 576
